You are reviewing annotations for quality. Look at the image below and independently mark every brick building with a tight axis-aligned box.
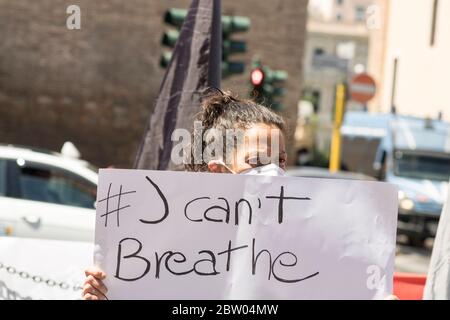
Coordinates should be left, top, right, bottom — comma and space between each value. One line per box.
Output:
0, 0, 308, 167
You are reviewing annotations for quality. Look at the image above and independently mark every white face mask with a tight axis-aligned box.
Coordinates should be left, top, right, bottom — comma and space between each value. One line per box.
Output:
208, 160, 285, 176
240, 163, 285, 176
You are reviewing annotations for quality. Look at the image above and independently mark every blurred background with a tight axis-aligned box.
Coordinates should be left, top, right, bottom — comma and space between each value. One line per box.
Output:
1, 0, 449, 298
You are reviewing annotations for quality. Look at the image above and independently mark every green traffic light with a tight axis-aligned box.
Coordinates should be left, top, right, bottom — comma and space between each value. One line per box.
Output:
160, 8, 250, 76
222, 16, 251, 34
161, 30, 180, 48
160, 51, 172, 68
164, 9, 187, 27
272, 87, 285, 96
222, 15, 249, 77
222, 61, 245, 76
222, 40, 246, 57
264, 69, 288, 84
271, 70, 288, 83
164, 8, 250, 34
262, 83, 274, 95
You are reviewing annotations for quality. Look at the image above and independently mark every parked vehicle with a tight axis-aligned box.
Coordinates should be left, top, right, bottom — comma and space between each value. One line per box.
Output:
341, 112, 450, 246
0, 143, 98, 242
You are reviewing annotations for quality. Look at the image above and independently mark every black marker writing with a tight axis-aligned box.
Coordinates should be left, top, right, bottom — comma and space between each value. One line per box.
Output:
184, 197, 210, 222
98, 183, 136, 227
204, 197, 230, 223
235, 199, 253, 225
113, 237, 319, 284
266, 186, 311, 223
140, 176, 169, 224
194, 250, 220, 276
272, 252, 320, 283
217, 241, 249, 271
115, 237, 150, 281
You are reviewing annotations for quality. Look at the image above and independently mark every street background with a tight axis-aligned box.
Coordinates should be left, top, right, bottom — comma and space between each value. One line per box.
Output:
1, 0, 450, 299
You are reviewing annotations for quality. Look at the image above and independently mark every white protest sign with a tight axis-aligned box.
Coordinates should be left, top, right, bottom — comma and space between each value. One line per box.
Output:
0, 237, 93, 300
95, 169, 398, 299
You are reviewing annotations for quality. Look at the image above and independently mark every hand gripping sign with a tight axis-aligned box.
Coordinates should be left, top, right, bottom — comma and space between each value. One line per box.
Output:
94, 169, 398, 299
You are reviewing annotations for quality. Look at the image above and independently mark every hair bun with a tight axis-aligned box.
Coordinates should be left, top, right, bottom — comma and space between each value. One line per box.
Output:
200, 87, 237, 127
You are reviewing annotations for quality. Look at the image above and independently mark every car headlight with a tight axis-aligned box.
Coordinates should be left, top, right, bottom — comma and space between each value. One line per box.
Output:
398, 190, 414, 211
399, 198, 414, 211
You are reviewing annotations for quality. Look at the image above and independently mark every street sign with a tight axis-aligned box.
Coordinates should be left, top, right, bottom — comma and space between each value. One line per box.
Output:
350, 73, 376, 104
312, 53, 348, 72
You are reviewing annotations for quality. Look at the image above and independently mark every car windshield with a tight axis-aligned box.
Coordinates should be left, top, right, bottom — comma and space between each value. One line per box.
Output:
393, 151, 450, 182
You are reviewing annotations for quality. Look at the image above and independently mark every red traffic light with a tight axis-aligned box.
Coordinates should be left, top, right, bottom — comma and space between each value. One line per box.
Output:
250, 68, 264, 86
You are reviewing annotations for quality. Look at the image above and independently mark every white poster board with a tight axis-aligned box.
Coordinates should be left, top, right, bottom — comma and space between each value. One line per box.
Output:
95, 169, 398, 299
0, 237, 93, 300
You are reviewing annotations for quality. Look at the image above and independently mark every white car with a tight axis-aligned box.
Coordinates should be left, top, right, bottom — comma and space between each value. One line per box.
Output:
0, 143, 98, 242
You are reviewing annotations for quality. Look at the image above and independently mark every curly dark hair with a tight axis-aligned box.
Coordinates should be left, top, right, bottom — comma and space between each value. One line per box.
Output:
185, 88, 285, 171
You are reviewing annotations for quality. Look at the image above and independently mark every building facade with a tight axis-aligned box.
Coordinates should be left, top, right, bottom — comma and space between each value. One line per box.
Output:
0, 0, 308, 167
369, 0, 450, 121
301, 0, 372, 156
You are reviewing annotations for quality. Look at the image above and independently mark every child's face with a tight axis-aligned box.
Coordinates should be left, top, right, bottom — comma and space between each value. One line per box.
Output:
207, 123, 286, 174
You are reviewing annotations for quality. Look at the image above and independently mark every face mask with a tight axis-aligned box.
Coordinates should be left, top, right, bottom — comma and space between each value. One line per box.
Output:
240, 163, 285, 176
208, 160, 285, 176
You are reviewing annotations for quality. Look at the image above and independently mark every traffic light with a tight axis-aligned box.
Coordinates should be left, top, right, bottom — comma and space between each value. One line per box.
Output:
160, 9, 187, 68
221, 15, 250, 77
160, 8, 250, 77
249, 58, 288, 111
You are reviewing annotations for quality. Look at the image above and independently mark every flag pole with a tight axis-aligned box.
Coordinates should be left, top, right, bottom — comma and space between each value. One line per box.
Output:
208, 0, 222, 88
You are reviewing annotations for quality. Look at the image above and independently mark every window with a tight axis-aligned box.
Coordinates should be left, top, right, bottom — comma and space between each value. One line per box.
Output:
311, 90, 321, 113
15, 162, 96, 209
301, 89, 321, 113
394, 152, 450, 182
0, 159, 6, 196
336, 13, 342, 22
313, 47, 325, 56
336, 41, 355, 60
355, 6, 365, 22
336, 0, 344, 5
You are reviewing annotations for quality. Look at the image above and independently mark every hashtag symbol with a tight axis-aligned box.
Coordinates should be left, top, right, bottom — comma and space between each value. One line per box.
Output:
98, 183, 136, 227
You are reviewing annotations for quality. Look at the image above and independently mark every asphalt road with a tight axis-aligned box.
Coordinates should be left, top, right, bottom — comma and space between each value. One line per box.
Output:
394, 236, 433, 274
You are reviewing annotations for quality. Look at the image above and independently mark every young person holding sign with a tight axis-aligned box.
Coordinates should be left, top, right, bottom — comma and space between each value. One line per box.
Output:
83, 89, 289, 300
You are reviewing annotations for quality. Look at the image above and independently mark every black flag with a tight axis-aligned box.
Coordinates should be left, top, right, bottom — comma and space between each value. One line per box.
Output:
134, 0, 222, 170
